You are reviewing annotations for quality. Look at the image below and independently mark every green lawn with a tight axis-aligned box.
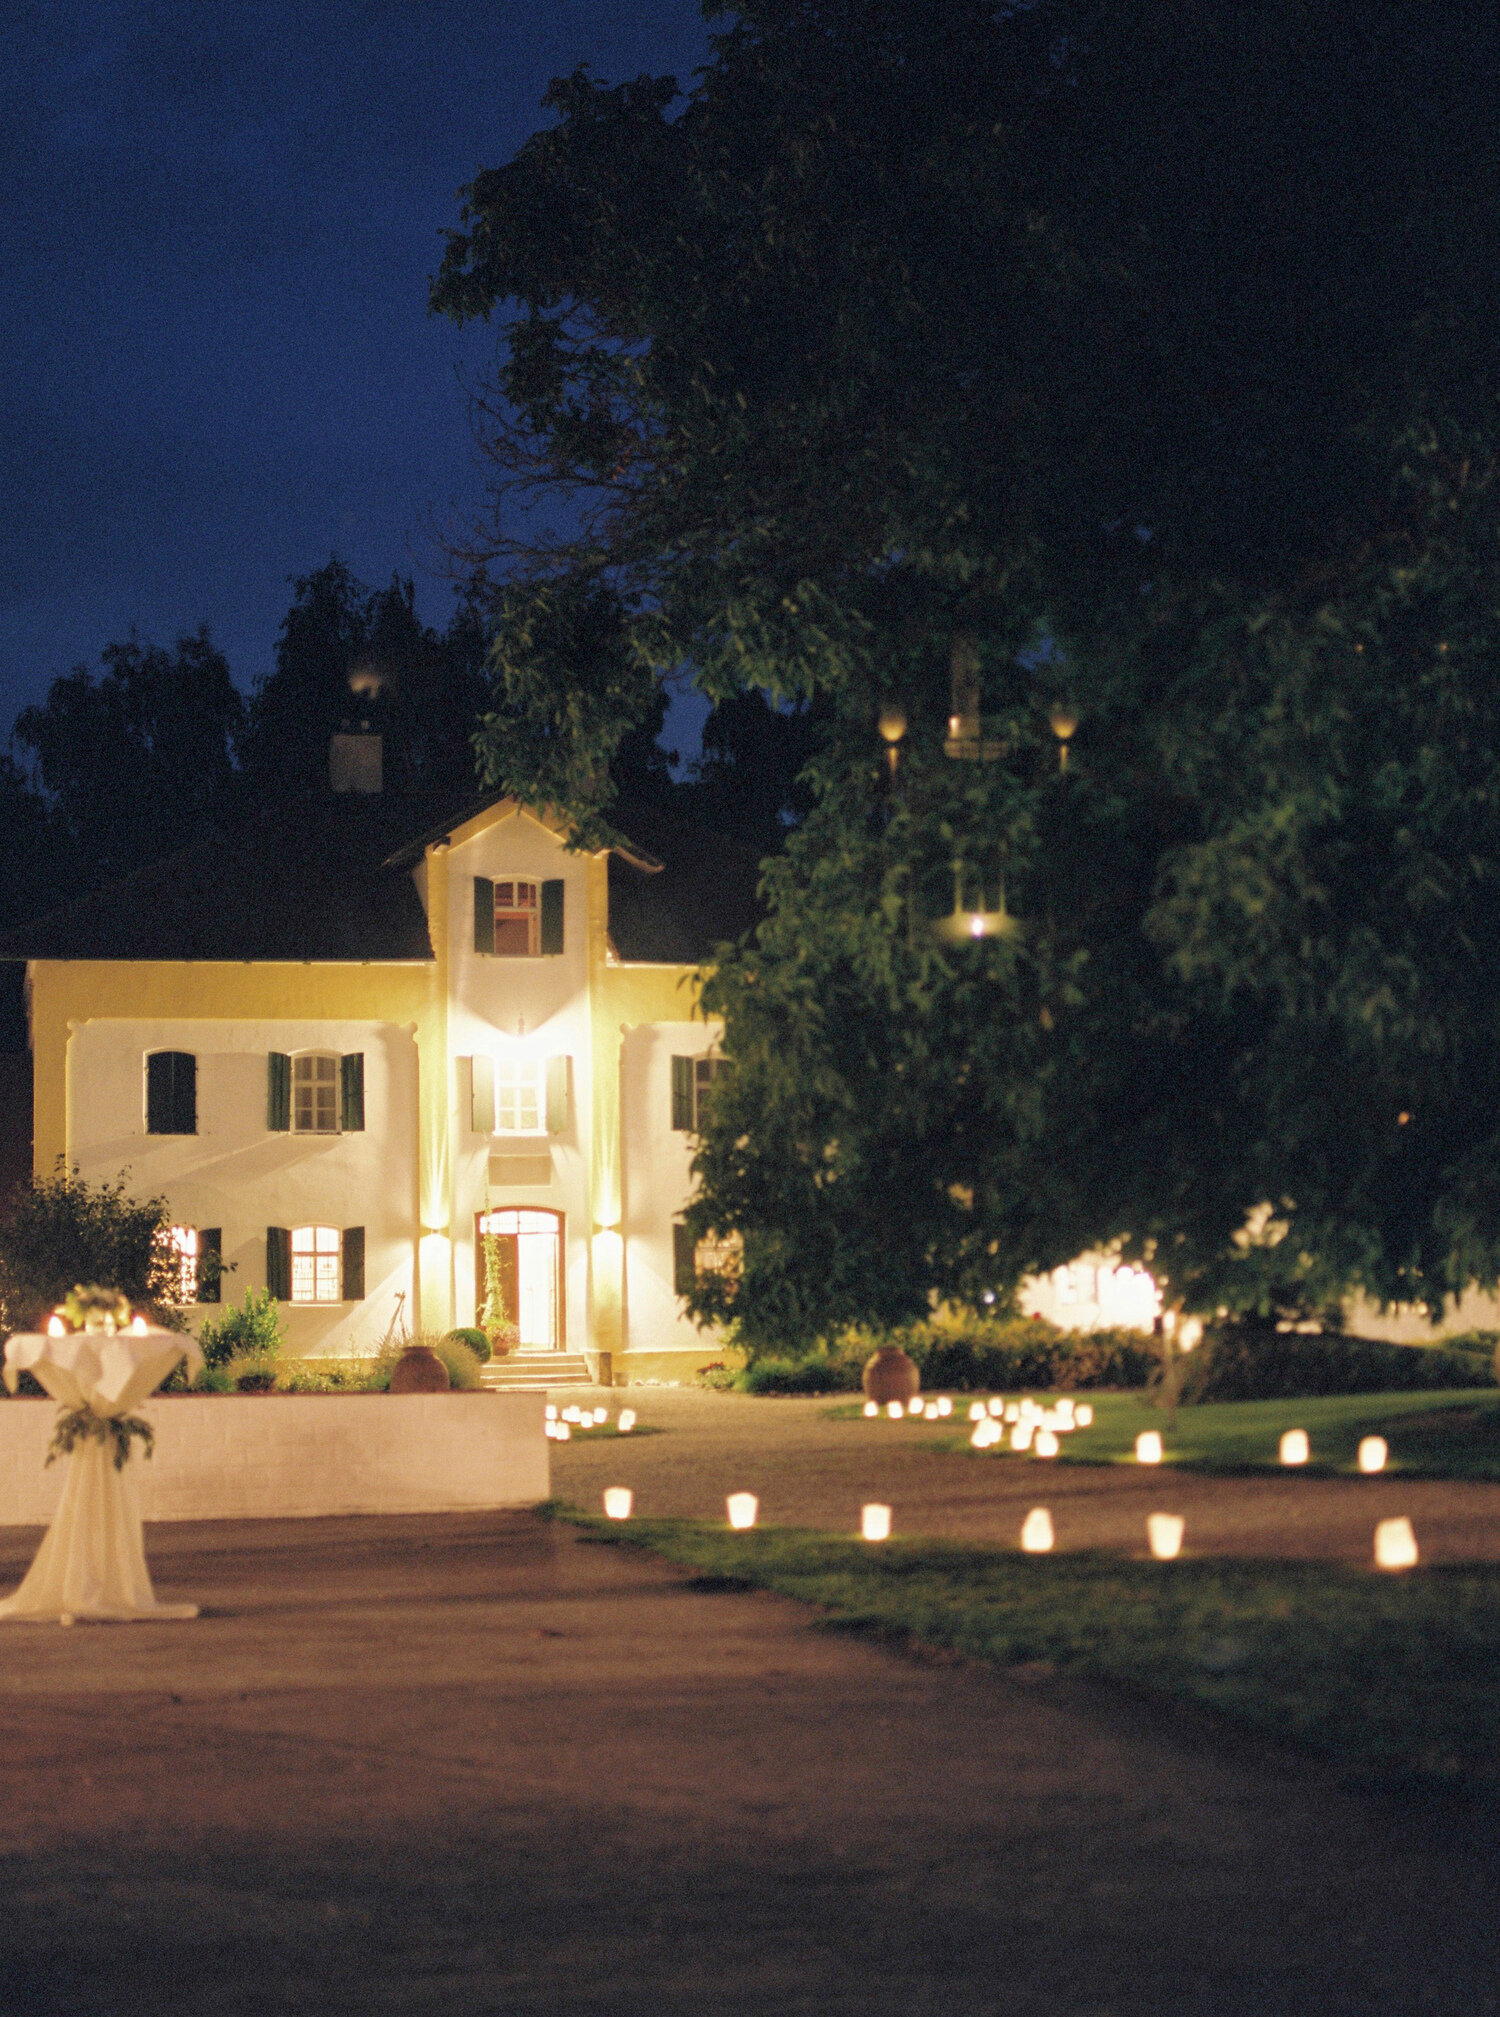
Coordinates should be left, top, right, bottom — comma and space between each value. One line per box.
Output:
562, 1511, 1500, 1791
828, 1388, 1500, 1479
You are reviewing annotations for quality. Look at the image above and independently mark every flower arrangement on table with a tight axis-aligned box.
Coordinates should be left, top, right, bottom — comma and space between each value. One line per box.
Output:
31, 1286, 159, 1471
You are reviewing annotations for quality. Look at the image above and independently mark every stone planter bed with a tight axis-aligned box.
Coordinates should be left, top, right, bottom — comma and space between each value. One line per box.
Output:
0, 1391, 549, 1525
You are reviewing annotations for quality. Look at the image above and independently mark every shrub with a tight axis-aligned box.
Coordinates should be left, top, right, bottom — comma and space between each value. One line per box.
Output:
198, 1288, 285, 1370
1179, 1328, 1496, 1403
0, 1165, 187, 1333
445, 1326, 492, 1364
742, 1351, 863, 1395
223, 1351, 277, 1393
430, 1334, 484, 1389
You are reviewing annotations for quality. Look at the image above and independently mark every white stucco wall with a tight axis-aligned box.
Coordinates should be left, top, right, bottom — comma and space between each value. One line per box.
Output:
620, 1021, 722, 1354
64, 1017, 419, 1355
0, 1392, 548, 1525
444, 811, 594, 1343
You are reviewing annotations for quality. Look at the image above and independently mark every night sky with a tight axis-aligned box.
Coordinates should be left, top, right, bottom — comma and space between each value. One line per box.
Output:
1, 1, 712, 739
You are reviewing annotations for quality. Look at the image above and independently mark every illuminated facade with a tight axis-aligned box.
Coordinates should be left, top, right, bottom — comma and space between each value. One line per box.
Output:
6, 765, 757, 1383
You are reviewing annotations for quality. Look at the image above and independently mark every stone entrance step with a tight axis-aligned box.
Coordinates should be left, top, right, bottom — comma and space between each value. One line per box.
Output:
481, 1352, 593, 1389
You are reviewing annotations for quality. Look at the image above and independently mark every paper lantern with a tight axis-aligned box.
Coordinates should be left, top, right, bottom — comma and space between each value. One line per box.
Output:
1011, 1424, 1034, 1452
1135, 1431, 1163, 1464
923, 1402, 940, 1421
1004, 1402, 1019, 1422
968, 1402, 986, 1423
1020, 1507, 1054, 1553
1374, 1516, 1418, 1570
1147, 1513, 1185, 1560
617, 1409, 637, 1433
555, 1422, 571, 1441
1055, 1399, 1076, 1428
1358, 1436, 1388, 1474
861, 1503, 893, 1542
544, 1404, 558, 1420
986, 1398, 1003, 1417
603, 1487, 633, 1520
863, 1400, 879, 1417
887, 1401, 904, 1420
937, 1397, 953, 1417
1279, 1429, 1310, 1467
726, 1492, 758, 1530
1034, 1430, 1060, 1459
593, 1407, 608, 1424
1075, 1404, 1094, 1428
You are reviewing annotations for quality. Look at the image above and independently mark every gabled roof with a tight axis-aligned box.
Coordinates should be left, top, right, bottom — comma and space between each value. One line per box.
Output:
0, 786, 767, 967
0, 792, 444, 963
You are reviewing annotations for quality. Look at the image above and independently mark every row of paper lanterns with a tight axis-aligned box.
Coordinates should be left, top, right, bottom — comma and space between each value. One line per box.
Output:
1132, 1427, 1388, 1472
597, 1488, 1421, 1571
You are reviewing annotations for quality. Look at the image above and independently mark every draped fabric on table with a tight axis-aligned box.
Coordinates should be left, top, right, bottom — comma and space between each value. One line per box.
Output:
0, 1330, 202, 1622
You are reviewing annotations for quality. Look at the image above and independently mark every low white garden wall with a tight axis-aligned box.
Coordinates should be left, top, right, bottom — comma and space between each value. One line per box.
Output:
0, 1392, 550, 1526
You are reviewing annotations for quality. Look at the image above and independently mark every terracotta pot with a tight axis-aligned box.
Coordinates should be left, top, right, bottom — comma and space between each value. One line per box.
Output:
389, 1345, 451, 1394
862, 1345, 920, 1404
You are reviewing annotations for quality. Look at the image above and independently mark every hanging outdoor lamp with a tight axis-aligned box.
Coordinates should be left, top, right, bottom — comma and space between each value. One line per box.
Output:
1047, 701, 1079, 772
934, 861, 1018, 943
944, 634, 1003, 761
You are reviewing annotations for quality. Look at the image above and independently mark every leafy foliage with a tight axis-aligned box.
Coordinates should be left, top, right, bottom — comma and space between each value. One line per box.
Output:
434, 0, 1500, 1339
198, 1288, 285, 1371
46, 1406, 154, 1471
0, 1167, 185, 1334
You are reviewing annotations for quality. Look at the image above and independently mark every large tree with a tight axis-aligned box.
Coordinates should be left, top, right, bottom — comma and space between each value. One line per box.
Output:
432, 0, 1500, 1339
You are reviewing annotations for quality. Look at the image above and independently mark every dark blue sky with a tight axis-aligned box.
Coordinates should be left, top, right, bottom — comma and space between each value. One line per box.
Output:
0, 1, 713, 740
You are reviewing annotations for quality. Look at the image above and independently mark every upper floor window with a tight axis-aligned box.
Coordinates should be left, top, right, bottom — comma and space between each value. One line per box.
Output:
293, 1053, 339, 1134
496, 1055, 541, 1132
146, 1050, 196, 1134
473, 876, 565, 956
267, 1052, 364, 1133
470, 1053, 572, 1137
671, 1054, 728, 1133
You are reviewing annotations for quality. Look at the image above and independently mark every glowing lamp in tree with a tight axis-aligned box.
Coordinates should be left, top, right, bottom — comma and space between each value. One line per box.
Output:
1047, 702, 1079, 771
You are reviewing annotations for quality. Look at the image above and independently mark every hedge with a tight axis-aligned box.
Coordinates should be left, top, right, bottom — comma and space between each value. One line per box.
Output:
1180, 1329, 1496, 1403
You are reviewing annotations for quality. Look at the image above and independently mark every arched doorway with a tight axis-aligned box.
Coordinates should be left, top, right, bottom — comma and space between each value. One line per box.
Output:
476, 1208, 563, 1350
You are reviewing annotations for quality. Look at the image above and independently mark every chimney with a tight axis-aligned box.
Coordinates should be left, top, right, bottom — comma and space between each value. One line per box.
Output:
330, 730, 383, 793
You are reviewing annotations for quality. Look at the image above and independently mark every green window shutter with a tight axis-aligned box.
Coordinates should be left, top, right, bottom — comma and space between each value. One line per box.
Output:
473, 877, 495, 955
672, 1222, 697, 1296
267, 1053, 291, 1132
197, 1228, 222, 1305
471, 1055, 495, 1134
147, 1051, 195, 1134
266, 1226, 291, 1300
340, 1053, 365, 1132
546, 1055, 570, 1135
671, 1055, 694, 1131
540, 878, 564, 955
341, 1226, 365, 1302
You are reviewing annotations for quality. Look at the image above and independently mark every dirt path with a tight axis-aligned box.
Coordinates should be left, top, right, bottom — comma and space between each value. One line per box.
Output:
1, 1509, 1498, 2015
552, 1386, 1500, 1563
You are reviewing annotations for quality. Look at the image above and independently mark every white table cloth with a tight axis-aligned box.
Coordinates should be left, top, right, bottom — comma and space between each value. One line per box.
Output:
0, 1328, 202, 1622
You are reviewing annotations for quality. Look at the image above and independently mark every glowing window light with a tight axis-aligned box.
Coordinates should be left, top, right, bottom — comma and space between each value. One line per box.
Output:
1034, 1429, 1060, 1459
1075, 1404, 1094, 1428
1020, 1508, 1054, 1553
1011, 1424, 1034, 1452
936, 1397, 952, 1416
603, 1487, 633, 1520
1147, 1513, 1185, 1560
861, 1503, 892, 1542
1358, 1436, 1388, 1474
1279, 1429, 1310, 1467
1135, 1431, 1163, 1465
726, 1492, 758, 1530
617, 1409, 637, 1433
887, 1401, 904, 1420
1374, 1516, 1418, 1570
863, 1400, 879, 1417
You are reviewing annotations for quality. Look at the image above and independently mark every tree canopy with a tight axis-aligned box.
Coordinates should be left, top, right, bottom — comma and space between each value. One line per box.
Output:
433, 0, 1500, 1338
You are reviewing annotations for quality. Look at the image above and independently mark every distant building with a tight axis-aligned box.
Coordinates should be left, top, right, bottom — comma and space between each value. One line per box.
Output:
0, 735, 761, 1384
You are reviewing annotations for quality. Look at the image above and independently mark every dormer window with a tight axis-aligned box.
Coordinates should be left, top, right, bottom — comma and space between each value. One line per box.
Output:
494, 880, 539, 956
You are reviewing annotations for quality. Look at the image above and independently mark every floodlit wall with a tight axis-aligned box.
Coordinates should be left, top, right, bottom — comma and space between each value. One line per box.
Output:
620, 1019, 723, 1371
63, 1014, 419, 1356
0, 1392, 549, 1525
